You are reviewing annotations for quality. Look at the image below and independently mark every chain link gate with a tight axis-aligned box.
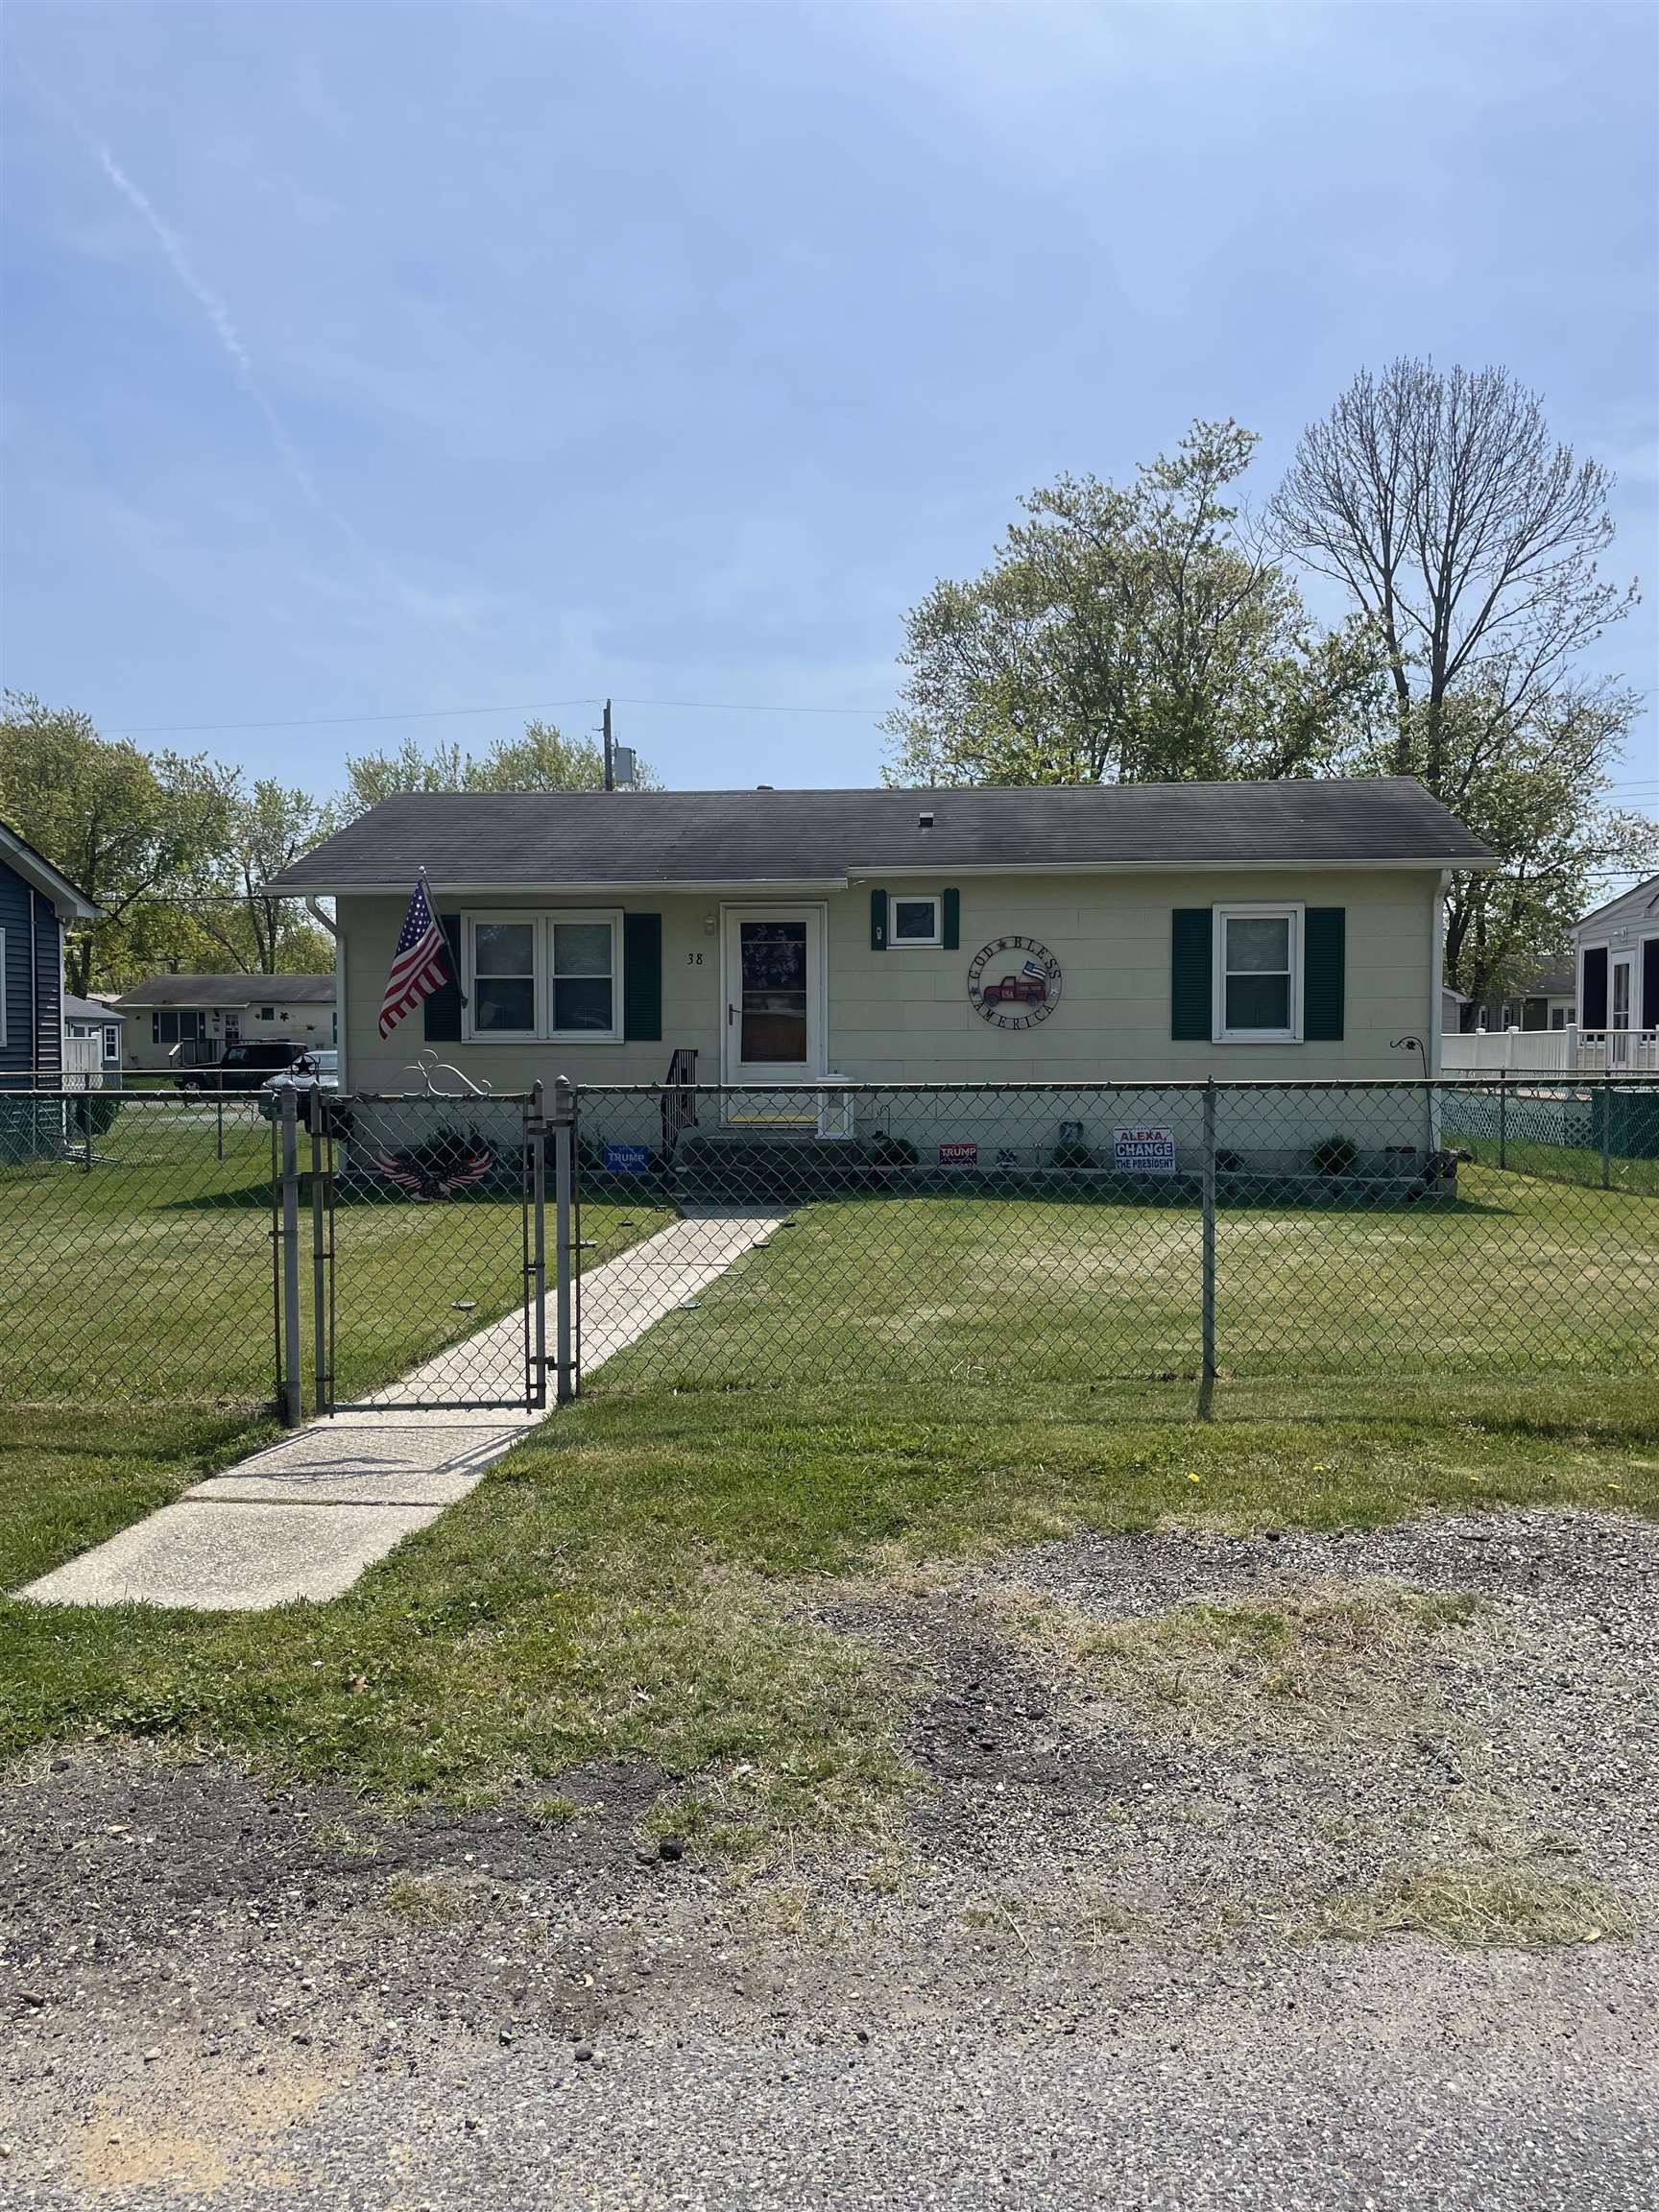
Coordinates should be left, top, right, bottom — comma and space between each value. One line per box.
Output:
273, 1084, 550, 1417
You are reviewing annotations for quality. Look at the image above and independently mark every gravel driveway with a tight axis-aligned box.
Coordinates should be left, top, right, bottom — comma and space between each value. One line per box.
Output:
4, 1509, 1655, 2209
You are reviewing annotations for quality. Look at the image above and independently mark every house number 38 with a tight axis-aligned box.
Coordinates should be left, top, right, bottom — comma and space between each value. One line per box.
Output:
686, 951, 705, 965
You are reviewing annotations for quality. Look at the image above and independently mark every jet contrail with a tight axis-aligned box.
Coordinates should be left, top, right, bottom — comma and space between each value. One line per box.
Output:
90, 137, 373, 565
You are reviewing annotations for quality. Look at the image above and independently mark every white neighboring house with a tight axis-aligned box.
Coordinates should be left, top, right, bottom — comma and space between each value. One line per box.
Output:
114, 974, 338, 1074
61, 993, 125, 1084
1442, 874, 1659, 1072
1575, 874, 1659, 1069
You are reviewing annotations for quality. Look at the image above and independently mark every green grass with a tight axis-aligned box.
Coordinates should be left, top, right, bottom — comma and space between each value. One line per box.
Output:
4, 1118, 1656, 1858
2, 1376, 1655, 1853
595, 1166, 1658, 1391
1456, 1134, 1659, 1198
0, 1096, 667, 1412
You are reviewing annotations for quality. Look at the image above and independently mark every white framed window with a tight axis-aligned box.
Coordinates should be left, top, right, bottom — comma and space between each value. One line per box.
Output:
102, 1024, 120, 1062
890, 894, 943, 948
1214, 903, 1302, 1044
463, 910, 623, 1043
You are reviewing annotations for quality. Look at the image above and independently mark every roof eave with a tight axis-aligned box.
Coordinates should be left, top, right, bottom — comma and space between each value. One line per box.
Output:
0, 823, 102, 919
269, 852, 1494, 898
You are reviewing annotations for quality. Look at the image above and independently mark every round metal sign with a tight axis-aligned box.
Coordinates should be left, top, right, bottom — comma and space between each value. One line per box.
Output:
967, 936, 1063, 1029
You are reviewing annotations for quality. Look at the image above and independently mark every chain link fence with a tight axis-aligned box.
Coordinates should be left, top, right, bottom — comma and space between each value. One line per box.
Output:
1, 1086, 280, 1412
569, 1077, 1659, 1396
4, 1077, 1655, 1424
315, 1090, 545, 1413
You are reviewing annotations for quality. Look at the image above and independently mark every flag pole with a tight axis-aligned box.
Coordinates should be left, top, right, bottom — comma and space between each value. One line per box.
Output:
421, 865, 468, 1007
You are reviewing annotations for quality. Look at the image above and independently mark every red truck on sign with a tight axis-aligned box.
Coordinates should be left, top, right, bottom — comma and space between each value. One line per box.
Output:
979, 973, 1047, 1009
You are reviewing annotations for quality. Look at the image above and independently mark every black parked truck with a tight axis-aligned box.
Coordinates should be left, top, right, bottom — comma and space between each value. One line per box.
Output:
176, 1041, 309, 1093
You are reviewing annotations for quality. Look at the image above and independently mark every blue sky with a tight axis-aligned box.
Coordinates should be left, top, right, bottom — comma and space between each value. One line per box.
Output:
2, 1, 1655, 827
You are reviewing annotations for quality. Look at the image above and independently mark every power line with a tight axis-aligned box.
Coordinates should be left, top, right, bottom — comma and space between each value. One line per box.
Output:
611, 694, 885, 717
109, 699, 603, 736
105, 693, 894, 736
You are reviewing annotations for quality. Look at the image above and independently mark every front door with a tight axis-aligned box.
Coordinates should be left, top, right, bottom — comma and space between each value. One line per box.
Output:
722, 907, 825, 1090
1610, 954, 1635, 1067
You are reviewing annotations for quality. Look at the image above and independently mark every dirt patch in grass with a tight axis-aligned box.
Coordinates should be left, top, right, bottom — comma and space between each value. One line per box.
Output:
998, 1579, 1481, 1747
795, 1508, 1658, 1951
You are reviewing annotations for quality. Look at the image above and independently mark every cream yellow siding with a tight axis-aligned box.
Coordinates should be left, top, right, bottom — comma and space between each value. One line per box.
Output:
337, 869, 1440, 1094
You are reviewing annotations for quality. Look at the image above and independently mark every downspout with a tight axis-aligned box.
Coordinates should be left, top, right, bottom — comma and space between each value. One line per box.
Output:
29, 887, 37, 1074
306, 897, 345, 1089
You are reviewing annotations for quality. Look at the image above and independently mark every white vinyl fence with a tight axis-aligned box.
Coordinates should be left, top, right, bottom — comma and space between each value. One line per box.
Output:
1442, 1025, 1659, 1075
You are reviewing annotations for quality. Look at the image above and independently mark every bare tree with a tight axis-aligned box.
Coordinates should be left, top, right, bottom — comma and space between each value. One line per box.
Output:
885, 422, 1381, 789
1270, 360, 1650, 1001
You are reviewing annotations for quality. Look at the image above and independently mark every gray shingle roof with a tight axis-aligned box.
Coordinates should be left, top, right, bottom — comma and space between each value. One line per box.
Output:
267, 779, 1492, 893
113, 974, 336, 1010
63, 994, 125, 1023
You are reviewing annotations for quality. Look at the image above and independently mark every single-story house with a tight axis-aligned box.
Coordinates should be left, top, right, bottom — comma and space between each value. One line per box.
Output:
115, 974, 338, 1073
62, 993, 125, 1078
0, 818, 100, 1084
1574, 874, 1659, 1050
266, 779, 1491, 1177
1459, 962, 1577, 1035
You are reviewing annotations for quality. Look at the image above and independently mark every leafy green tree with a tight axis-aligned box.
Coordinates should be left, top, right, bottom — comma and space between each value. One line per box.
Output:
1272, 358, 1651, 1002
190, 778, 340, 974
341, 720, 657, 816
0, 693, 233, 994
883, 422, 1382, 787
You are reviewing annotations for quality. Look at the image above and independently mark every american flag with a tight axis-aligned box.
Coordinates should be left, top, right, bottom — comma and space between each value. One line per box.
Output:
378, 878, 450, 1039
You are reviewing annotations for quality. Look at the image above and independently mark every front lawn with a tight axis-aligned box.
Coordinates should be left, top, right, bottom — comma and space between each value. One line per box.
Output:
3, 1375, 1656, 1852
5, 1132, 1656, 1856
593, 1165, 1659, 1391
0, 1097, 667, 1414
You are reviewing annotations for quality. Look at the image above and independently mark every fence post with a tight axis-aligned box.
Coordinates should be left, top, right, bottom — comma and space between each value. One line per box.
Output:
1601, 1068, 1613, 1190
309, 1098, 328, 1417
552, 1076, 575, 1404
528, 1083, 548, 1410
1197, 1078, 1217, 1422
1498, 1069, 1508, 1170
216, 1093, 225, 1163
278, 1085, 303, 1428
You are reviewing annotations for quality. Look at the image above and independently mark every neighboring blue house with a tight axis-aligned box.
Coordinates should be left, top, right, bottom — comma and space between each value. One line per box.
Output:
0, 818, 100, 1084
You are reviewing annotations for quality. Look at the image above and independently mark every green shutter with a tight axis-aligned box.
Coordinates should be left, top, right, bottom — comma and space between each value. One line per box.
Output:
1170, 909, 1213, 1040
1303, 907, 1345, 1041
870, 888, 888, 951
942, 887, 960, 950
623, 912, 662, 1041
423, 913, 463, 1042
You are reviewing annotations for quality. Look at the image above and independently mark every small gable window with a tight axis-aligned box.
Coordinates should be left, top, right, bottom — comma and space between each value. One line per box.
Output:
891, 895, 943, 947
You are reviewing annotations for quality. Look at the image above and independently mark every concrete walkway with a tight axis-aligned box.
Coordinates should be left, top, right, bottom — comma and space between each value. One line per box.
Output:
19, 1209, 784, 1612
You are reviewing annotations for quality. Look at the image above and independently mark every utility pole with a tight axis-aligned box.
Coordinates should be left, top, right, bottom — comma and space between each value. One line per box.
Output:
603, 698, 613, 792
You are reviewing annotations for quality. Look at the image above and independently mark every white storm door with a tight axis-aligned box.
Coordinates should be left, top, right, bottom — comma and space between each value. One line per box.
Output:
1610, 954, 1635, 1067
722, 908, 825, 1083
